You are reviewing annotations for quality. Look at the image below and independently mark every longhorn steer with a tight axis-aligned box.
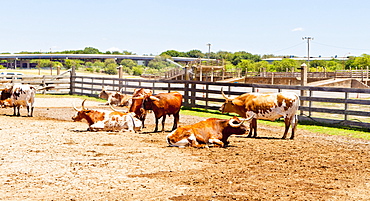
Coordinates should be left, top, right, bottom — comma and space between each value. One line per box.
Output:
166, 116, 252, 148
99, 87, 132, 108
0, 84, 36, 117
129, 88, 153, 128
72, 100, 142, 132
219, 89, 299, 139
143, 92, 182, 132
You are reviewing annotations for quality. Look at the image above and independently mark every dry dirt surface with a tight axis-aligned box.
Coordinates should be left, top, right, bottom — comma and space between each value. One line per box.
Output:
0, 98, 370, 200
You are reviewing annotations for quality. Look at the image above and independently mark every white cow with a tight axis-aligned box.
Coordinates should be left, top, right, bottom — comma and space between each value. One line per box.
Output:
0, 84, 36, 116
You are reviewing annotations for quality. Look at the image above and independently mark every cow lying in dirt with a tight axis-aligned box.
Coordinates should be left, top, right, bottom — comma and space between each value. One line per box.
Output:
72, 99, 142, 132
99, 87, 132, 109
166, 116, 253, 148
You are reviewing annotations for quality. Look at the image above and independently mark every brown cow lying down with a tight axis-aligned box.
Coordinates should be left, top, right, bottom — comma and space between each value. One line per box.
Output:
72, 100, 142, 132
166, 116, 253, 148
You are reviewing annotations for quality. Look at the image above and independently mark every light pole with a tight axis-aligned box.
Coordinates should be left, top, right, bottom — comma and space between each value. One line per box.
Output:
302, 37, 313, 67
206, 43, 211, 64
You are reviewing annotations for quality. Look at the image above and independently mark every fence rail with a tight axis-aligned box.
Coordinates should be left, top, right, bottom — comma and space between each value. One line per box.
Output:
70, 75, 370, 129
0, 74, 70, 93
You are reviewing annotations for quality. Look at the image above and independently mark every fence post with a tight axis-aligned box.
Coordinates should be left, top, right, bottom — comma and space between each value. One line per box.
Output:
344, 92, 348, 121
191, 82, 196, 107
205, 84, 209, 109
69, 66, 76, 95
183, 81, 189, 107
42, 75, 46, 94
299, 63, 308, 115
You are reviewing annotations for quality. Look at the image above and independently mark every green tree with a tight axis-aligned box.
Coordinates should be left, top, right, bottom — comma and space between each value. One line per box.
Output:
148, 56, 176, 70
160, 50, 186, 57
120, 59, 137, 68
104, 63, 118, 75
63, 59, 83, 69
132, 66, 144, 75
83, 47, 101, 54
104, 58, 117, 66
272, 59, 298, 72
255, 61, 271, 72
229, 51, 261, 65
237, 59, 255, 72
122, 51, 136, 55
353, 54, 370, 68
186, 50, 204, 58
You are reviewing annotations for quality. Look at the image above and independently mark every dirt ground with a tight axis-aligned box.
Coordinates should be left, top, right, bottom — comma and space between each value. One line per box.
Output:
0, 98, 370, 200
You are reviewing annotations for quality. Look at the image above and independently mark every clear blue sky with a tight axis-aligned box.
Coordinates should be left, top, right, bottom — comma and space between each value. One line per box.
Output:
1, 0, 369, 58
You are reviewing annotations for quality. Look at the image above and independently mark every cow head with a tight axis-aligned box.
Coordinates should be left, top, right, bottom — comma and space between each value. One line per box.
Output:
219, 88, 246, 117
0, 87, 12, 100
72, 99, 90, 122
98, 86, 109, 100
224, 115, 254, 136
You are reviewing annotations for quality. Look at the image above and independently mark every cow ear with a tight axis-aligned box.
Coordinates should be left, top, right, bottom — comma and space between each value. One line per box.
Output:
232, 99, 244, 106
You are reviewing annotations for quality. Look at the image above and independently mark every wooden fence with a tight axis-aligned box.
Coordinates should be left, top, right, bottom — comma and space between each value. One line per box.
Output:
0, 74, 70, 94
70, 75, 370, 129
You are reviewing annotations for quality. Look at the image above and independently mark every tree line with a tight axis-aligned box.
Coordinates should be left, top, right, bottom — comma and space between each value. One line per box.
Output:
1, 47, 370, 76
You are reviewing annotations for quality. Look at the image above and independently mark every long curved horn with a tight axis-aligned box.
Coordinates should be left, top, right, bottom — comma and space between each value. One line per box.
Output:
240, 114, 255, 122
229, 117, 244, 128
72, 100, 81, 111
229, 114, 255, 127
132, 96, 144, 100
81, 99, 87, 111
149, 96, 160, 101
109, 102, 126, 112
221, 88, 229, 100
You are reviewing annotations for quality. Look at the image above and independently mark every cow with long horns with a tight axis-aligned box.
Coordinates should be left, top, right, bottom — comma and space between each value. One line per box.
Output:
143, 92, 182, 132
219, 89, 299, 139
0, 84, 36, 117
166, 116, 252, 148
72, 99, 142, 132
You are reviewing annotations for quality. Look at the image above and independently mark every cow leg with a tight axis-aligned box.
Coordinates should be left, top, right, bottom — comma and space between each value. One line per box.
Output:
161, 115, 167, 132
27, 106, 34, 117
253, 119, 258, 137
172, 112, 180, 131
290, 115, 298, 140
154, 118, 159, 132
282, 117, 291, 139
208, 139, 225, 148
247, 118, 257, 138
13, 106, 17, 116
14, 106, 21, 116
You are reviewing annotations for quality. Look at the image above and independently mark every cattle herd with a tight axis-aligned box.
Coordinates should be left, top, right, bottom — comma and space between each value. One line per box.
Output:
0, 84, 300, 148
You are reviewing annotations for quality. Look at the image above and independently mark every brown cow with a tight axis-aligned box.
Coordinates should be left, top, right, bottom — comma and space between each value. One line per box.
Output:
129, 88, 153, 128
99, 87, 132, 108
166, 116, 252, 148
219, 89, 300, 139
72, 99, 142, 132
143, 92, 182, 132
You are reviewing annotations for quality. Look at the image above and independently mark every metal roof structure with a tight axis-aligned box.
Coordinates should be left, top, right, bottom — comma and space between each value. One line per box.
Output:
263, 57, 349, 62
0, 54, 210, 62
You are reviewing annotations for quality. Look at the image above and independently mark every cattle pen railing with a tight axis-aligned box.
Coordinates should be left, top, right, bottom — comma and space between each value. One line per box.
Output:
0, 74, 70, 93
70, 75, 370, 129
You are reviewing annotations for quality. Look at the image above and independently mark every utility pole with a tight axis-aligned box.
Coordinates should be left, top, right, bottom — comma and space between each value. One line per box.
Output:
302, 37, 314, 67
206, 43, 211, 65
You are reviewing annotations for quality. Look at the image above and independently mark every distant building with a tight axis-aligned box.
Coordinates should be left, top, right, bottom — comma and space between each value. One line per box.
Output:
263, 57, 349, 63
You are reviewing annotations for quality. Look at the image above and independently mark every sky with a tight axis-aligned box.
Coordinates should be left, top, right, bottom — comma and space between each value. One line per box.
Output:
1, 0, 370, 58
